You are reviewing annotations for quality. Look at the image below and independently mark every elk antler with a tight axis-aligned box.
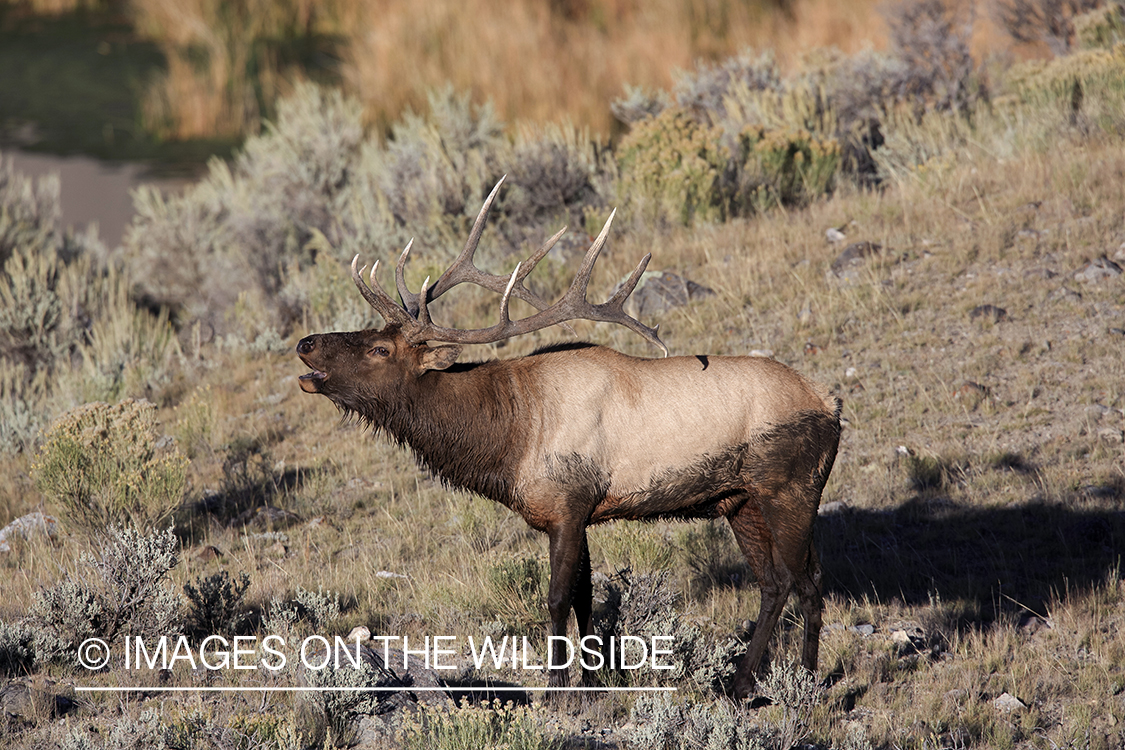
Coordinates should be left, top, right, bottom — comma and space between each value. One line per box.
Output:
352, 179, 668, 356
393, 177, 562, 317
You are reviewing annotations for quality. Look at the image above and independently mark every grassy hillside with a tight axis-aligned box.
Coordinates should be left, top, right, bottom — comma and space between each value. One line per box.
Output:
1, 6, 1125, 749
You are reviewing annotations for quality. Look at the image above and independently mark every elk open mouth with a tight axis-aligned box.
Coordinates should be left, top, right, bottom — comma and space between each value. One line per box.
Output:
299, 370, 327, 393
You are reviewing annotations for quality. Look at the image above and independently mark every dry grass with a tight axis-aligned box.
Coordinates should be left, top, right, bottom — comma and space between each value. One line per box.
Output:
4, 35, 1125, 747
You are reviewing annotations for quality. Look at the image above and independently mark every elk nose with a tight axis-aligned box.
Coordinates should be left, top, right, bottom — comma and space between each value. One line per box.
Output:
296, 336, 316, 355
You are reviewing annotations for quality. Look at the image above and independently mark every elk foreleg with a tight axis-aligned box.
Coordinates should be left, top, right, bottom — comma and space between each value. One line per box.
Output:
545, 522, 591, 688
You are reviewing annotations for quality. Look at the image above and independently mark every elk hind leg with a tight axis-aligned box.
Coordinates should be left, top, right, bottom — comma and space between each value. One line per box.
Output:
796, 543, 824, 672
727, 498, 795, 700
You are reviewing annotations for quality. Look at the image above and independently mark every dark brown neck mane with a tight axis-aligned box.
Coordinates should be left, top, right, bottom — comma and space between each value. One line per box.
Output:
352, 360, 526, 506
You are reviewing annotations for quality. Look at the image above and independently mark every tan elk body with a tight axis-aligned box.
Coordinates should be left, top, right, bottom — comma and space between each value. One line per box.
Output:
296, 179, 841, 699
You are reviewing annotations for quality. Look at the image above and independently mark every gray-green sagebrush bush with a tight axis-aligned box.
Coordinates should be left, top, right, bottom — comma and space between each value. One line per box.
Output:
30, 526, 182, 663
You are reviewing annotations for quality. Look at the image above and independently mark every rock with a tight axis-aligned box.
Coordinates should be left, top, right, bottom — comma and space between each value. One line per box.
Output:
1074, 256, 1122, 283
0, 512, 59, 553
818, 501, 846, 516
850, 624, 875, 636
830, 241, 882, 277
0, 678, 76, 719
264, 542, 288, 558
969, 304, 1008, 323
748, 349, 774, 358
1098, 428, 1124, 444
196, 545, 224, 562
375, 571, 408, 580
826, 226, 847, 244
347, 626, 372, 642
1018, 614, 1051, 634
622, 271, 715, 319
1050, 286, 1083, 303
992, 692, 1027, 712
1085, 404, 1112, 421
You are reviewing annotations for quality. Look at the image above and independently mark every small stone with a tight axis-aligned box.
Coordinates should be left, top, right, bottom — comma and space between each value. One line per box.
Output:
819, 501, 846, 516
749, 349, 774, 358
346, 626, 371, 642
196, 545, 223, 562
1098, 427, 1124, 444
1050, 286, 1083, 302
850, 624, 875, 636
831, 241, 882, 276
826, 227, 847, 244
992, 692, 1027, 712
265, 542, 288, 558
375, 570, 408, 579
0, 512, 59, 553
1075, 256, 1123, 284
1085, 404, 1112, 421
969, 304, 1008, 323
891, 629, 912, 644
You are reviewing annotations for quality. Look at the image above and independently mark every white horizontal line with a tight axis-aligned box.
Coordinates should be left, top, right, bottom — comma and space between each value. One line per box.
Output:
76, 685, 677, 693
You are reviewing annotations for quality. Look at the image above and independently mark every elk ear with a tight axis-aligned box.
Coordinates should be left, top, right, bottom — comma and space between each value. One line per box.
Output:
419, 344, 462, 372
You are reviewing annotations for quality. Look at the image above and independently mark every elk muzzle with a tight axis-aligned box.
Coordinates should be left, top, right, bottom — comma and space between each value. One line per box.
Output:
296, 336, 328, 393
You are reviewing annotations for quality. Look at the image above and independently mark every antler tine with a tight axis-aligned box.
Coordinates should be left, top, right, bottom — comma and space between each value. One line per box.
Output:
402, 177, 558, 315
560, 209, 615, 305
416, 277, 433, 327
498, 263, 521, 324
428, 176, 506, 299
352, 255, 414, 327
394, 240, 419, 314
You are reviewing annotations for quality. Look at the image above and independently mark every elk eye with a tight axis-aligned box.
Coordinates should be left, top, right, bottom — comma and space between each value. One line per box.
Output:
370, 346, 390, 358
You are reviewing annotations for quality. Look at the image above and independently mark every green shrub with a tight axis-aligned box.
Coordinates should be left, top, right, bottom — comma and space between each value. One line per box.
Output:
624, 693, 771, 750
486, 553, 547, 635
33, 399, 188, 534
399, 699, 562, 750
616, 107, 729, 227
183, 570, 251, 639
294, 586, 343, 630
737, 125, 841, 211
759, 661, 824, 750
31, 526, 182, 660
0, 620, 38, 677
299, 659, 397, 748
596, 571, 745, 692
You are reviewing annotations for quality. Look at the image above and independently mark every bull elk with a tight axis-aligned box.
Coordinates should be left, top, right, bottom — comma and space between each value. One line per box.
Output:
296, 178, 842, 699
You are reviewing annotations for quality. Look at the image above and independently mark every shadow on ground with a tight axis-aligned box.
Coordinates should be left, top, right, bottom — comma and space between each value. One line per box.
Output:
818, 488, 1125, 620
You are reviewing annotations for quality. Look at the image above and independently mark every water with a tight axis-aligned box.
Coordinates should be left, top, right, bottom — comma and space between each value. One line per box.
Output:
7, 151, 194, 250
